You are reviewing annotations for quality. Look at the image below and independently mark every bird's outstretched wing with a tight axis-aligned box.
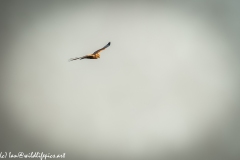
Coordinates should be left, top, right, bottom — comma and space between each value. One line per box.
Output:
92, 42, 111, 55
69, 55, 91, 61
69, 57, 81, 61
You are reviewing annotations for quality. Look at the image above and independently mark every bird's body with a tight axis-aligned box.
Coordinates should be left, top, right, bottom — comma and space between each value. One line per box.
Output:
69, 42, 110, 61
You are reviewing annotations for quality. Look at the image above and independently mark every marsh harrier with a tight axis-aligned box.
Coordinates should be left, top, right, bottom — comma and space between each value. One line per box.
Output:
69, 42, 111, 61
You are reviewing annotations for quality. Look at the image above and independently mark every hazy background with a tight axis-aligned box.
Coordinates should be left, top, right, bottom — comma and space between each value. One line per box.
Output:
0, 0, 240, 160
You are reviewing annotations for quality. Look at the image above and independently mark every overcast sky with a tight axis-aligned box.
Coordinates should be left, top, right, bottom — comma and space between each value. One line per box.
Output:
0, 1, 240, 160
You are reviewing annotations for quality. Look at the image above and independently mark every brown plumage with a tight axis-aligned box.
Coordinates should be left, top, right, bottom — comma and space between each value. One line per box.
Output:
69, 42, 111, 61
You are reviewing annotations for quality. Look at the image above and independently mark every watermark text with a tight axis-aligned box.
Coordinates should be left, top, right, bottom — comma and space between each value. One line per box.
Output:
0, 152, 65, 160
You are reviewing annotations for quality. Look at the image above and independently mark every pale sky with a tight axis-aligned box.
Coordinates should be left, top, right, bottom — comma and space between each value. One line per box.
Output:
0, 1, 240, 160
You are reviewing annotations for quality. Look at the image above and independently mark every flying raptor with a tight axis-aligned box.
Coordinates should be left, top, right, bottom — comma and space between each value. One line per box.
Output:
69, 42, 111, 61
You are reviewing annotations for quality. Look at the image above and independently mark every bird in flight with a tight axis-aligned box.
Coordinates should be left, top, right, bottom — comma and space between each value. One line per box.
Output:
69, 42, 111, 61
